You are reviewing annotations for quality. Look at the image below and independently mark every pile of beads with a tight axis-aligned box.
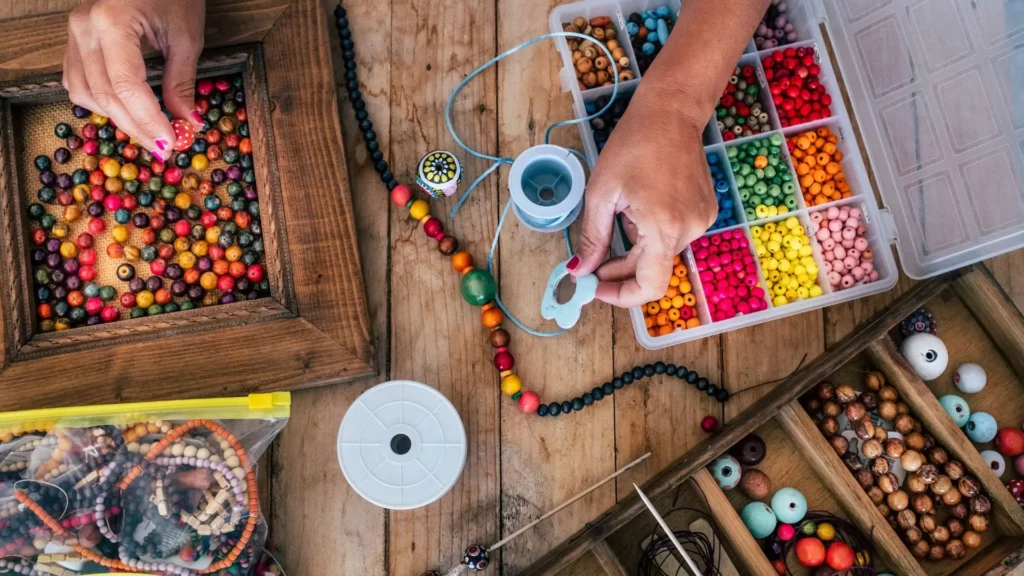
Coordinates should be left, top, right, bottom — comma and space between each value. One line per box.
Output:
751, 217, 823, 306
691, 230, 768, 321
586, 91, 633, 153
810, 205, 878, 291
563, 17, 634, 91
715, 64, 771, 141
642, 254, 700, 337
727, 134, 798, 221
0, 418, 265, 575
706, 151, 739, 230
753, 0, 799, 50
789, 127, 852, 206
27, 76, 269, 331
625, 6, 675, 74
763, 46, 833, 127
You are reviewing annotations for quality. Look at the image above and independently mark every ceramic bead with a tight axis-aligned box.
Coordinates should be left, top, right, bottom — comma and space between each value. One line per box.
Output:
900, 333, 948, 381
740, 501, 777, 538
708, 455, 742, 490
771, 487, 807, 523
965, 412, 997, 443
938, 395, 970, 428
954, 363, 987, 394
733, 434, 766, 465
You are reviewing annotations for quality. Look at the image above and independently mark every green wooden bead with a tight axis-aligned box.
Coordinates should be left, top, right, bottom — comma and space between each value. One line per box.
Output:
460, 268, 496, 306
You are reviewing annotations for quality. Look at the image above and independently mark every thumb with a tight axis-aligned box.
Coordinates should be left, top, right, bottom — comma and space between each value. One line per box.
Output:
571, 188, 616, 277
160, 33, 204, 129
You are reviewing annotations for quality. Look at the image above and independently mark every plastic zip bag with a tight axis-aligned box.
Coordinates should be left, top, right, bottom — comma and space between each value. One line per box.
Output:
0, 393, 289, 576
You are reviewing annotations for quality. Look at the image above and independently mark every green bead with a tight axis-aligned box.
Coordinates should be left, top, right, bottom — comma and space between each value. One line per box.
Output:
460, 268, 496, 306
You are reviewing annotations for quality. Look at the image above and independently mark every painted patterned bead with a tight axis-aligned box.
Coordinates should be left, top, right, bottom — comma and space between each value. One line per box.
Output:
462, 545, 488, 571
460, 268, 496, 306
171, 118, 197, 151
708, 455, 742, 490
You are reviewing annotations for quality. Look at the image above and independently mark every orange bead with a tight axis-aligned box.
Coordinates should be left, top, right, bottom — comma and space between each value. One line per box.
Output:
451, 250, 473, 272
481, 306, 504, 328
656, 324, 673, 336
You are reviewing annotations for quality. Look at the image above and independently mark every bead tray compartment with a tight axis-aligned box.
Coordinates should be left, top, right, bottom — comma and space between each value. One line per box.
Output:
549, 1, 899, 349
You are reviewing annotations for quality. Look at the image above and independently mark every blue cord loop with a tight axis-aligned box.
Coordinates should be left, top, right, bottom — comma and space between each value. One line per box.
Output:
444, 32, 621, 337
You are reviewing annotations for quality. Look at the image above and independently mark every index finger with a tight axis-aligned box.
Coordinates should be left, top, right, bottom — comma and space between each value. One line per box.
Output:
594, 241, 674, 308
99, 29, 175, 152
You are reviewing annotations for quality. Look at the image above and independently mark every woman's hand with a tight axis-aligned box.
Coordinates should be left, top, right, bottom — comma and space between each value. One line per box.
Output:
63, 0, 206, 162
569, 88, 717, 308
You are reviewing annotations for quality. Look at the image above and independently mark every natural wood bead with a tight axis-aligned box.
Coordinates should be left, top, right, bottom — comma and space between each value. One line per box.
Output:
438, 235, 458, 256
489, 328, 510, 348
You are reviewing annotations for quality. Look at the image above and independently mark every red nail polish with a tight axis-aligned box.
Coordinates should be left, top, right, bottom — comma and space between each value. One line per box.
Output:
154, 139, 167, 151
151, 149, 165, 163
190, 111, 204, 125
567, 255, 580, 271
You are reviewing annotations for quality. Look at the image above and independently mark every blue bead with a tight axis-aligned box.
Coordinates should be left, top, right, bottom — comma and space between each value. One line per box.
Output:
715, 179, 730, 193
771, 487, 808, 524
965, 411, 998, 443
938, 394, 970, 427
657, 19, 669, 45
626, 22, 639, 35
644, 17, 657, 30
584, 101, 596, 114
647, 32, 659, 44
740, 502, 777, 539
642, 42, 656, 55
656, 5, 672, 17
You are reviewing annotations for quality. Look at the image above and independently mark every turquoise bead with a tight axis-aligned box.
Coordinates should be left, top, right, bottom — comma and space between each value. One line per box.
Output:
965, 411, 997, 443
938, 394, 970, 427
740, 502, 777, 538
708, 455, 742, 490
771, 487, 807, 524
461, 268, 496, 306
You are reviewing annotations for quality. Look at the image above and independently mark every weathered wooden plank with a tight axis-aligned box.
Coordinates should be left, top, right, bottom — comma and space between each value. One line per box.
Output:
692, 468, 776, 576
954, 266, 1024, 381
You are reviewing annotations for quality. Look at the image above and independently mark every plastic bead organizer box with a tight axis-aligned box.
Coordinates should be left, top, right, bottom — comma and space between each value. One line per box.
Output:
550, 0, 1024, 349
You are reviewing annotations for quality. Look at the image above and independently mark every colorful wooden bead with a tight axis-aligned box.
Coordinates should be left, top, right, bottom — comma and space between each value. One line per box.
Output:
708, 454, 742, 490
481, 305, 504, 328
460, 268, 496, 306
938, 395, 970, 428
390, 183, 412, 206
500, 374, 522, 397
517, 390, 539, 413
462, 545, 488, 571
996, 428, 1024, 456
700, 415, 719, 433
965, 412, 997, 443
452, 251, 474, 273
740, 501, 777, 538
733, 434, 766, 465
171, 118, 197, 151
493, 351, 514, 372
409, 199, 430, 220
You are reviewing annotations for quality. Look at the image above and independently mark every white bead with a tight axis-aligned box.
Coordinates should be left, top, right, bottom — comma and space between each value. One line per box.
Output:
183, 445, 198, 458
899, 333, 948, 381
954, 363, 987, 394
171, 443, 185, 457
232, 467, 246, 479
981, 450, 1006, 478
225, 456, 240, 469
196, 448, 211, 459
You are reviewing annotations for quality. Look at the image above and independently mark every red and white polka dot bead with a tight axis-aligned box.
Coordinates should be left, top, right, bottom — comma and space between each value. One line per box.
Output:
809, 205, 877, 292
171, 118, 197, 151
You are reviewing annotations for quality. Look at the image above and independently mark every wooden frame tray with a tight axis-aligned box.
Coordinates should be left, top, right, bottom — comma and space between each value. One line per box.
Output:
0, 1, 374, 409
523, 265, 1024, 575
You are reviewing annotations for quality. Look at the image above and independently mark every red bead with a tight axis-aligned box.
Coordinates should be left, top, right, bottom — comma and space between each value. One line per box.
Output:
171, 118, 196, 151
87, 218, 105, 235
122, 194, 138, 210
517, 390, 540, 414
78, 248, 96, 266
85, 297, 103, 315
218, 275, 235, 292
423, 217, 443, 238
197, 79, 214, 96
104, 193, 122, 212
246, 264, 265, 283
174, 220, 191, 237
78, 265, 97, 282
163, 166, 183, 185
150, 259, 167, 277
391, 184, 413, 206
700, 416, 719, 433
494, 351, 514, 372
201, 211, 218, 228
76, 233, 94, 250
120, 293, 136, 308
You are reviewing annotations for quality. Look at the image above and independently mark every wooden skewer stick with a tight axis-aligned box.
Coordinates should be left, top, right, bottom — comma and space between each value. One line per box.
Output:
485, 451, 651, 551
634, 482, 701, 576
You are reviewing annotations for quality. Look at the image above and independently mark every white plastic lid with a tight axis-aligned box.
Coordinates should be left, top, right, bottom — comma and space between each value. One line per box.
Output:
804, 0, 1024, 278
337, 380, 466, 510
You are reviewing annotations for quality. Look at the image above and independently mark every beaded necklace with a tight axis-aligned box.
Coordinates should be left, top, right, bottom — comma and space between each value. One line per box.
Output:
332, 5, 729, 421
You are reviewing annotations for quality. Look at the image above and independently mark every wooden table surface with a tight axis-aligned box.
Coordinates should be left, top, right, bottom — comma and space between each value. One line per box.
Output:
251, 1, 1024, 575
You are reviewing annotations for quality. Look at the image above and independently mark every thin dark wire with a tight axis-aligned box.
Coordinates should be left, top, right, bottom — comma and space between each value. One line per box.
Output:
760, 511, 878, 576
638, 483, 723, 576
726, 353, 810, 398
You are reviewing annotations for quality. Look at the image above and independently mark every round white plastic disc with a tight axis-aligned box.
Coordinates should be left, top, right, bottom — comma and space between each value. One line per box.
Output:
337, 380, 467, 510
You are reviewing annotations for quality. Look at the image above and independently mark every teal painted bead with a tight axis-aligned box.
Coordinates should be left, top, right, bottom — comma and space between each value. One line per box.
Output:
708, 455, 742, 490
460, 268, 496, 306
965, 411, 997, 443
740, 502, 777, 538
938, 394, 970, 428
771, 487, 807, 524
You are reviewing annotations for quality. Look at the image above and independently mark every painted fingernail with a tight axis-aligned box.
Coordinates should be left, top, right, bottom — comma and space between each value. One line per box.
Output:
151, 149, 165, 163
190, 111, 204, 126
154, 138, 168, 151
567, 255, 580, 271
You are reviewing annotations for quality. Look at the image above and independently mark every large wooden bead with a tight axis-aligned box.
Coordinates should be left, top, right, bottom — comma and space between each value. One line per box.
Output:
390, 183, 413, 206
438, 235, 458, 256
517, 390, 539, 413
460, 268, 496, 306
494, 351, 514, 372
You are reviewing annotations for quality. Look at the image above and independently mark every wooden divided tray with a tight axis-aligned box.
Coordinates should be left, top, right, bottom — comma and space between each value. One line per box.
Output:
523, 265, 1024, 575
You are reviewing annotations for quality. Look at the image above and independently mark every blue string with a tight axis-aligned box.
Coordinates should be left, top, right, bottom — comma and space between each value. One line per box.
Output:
444, 31, 620, 337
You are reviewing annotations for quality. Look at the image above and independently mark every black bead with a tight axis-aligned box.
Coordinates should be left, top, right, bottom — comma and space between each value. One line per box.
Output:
374, 160, 389, 173
572, 398, 584, 411
676, 365, 688, 379
612, 378, 623, 389
706, 384, 719, 397
340, 28, 352, 39
349, 89, 362, 102
333, 5, 346, 18
359, 119, 373, 131
560, 401, 572, 414
345, 70, 357, 80
591, 387, 604, 401
686, 370, 699, 383
336, 17, 349, 29
715, 388, 730, 403
343, 49, 356, 62
355, 110, 369, 121
696, 378, 709, 391
371, 150, 384, 162
632, 367, 643, 380
345, 59, 358, 71
582, 393, 594, 406
367, 140, 379, 152
343, 39, 355, 50
622, 372, 633, 385
654, 361, 666, 374
347, 79, 360, 91
380, 170, 393, 183
386, 180, 399, 191
548, 402, 561, 416
603, 383, 615, 395
644, 364, 656, 377
537, 404, 549, 417
666, 363, 677, 376
353, 99, 366, 111
363, 130, 376, 143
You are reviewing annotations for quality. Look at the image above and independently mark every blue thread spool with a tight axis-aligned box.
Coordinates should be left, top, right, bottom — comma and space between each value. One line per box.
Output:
508, 145, 585, 232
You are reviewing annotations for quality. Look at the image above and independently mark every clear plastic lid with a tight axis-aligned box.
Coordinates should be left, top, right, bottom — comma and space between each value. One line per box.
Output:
811, 0, 1024, 278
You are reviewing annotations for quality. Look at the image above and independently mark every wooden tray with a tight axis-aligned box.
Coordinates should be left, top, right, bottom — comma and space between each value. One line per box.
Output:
0, 1, 374, 408
523, 265, 1024, 575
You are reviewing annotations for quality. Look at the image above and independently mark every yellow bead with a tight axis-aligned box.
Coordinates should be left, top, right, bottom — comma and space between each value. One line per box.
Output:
59, 241, 78, 259
205, 226, 222, 244
500, 374, 522, 397
200, 272, 219, 291
175, 193, 192, 210
409, 199, 430, 221
764, 223, 776, 233
750, 226, 763, 237
225, 245, 243, 262
786, 289, 798, 300
773, 295, 789, 306
179, 252, 197, 269
73, 184, 91, 203
136, 290, 155, 308
797, 286, 810, 299
809, 285, 824, 297
51, 223, 69, 239
102, 160, 121, 178
89, 113, 108, 126
191, 154, 209, 171
120, 163, 139, 181
111, 225, 129, 243
816, 522, 836, 541
173, 237, 191, 253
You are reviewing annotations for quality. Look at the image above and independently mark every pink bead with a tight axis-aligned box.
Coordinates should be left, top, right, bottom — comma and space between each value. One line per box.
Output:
824, 250, 834, 261
816, 228, 830, 241
826, 206, 839, 220
746, 276, 759, 287
822, 238, 835, 251
832, 259, 845, 272
841, 239, 854, 249
849, 207, 862, 219
809, 222, 819, 233
857, 226, 867, 236
751, 287, 766, 298
861, 261, 874, 273
695, 248, 709, 260
846, 218, 860, 230
834, 246, 847, 260
841, 274, 855, 288
841, 227, 856, 241
828, 220, 843, 232
698, 237, 710, 248
708, 255, 721, 269
810, 212, 824, 223
838, 207, 850, 221
737, 302, 751, 314
869, 270, 879, 281
823, 261, 833, 273
851, 267, 865, 281
847, 249, 860, 260
854, 237, 869, 251
843, 256, 859, 270
720, 253, 732, 265
828, 271, 841, 285
701, 271, 714, 283
831, 230, 843, 242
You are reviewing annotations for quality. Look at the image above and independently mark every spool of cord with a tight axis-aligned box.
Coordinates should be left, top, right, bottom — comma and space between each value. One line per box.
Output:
508, 144, 585, 232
